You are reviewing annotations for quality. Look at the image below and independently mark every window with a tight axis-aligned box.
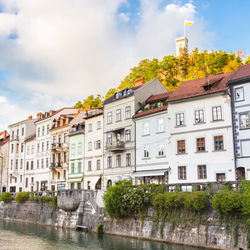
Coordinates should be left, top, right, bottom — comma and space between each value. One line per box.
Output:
31, 145, 34, 154
38, 128, 40, 137
116, 109, 121, 121
58, 135, 62, 144
71, 144, 75, 156
78, 142, 82, 154
96, 120, 101, 129
235, 87, 244, 101
107, 134, 112, 145
42, 126, 45, 136
22, 127, 24, 136
20, 159, 23, 169
71, 163, 75, 173
214, 136, 224, 151
240, 113, 250, 129
21, 143, 24, 153
88, 123, 92, 132
88, 161, 92, 171
46, 158, 48, 168
95, 140, 101, 149
78, 162, 82, 173
58, 153, 61, 163
96, 160, 101, 170
88, 142, 92, 151
42, 142, 44, 152
158, 145, 165, 157
27, 146, 30, 155
125, 129, 131, 141
20, 175, 22, 183
11, 144, 14, 153
37, 143, 40, 153
176, 113, 184, 126
125, 106, 131, 119
107, 156, 112, 168
116, 155, 121, 167
71, 183, 75, 189
25, 178, 28, 188
53, 136, 56, 144
157, 118, 164, 132
195, 110, 204, 123
196, 138, 205, 152
16, 143, 19, 153
46, 141, 49, 151
126, 153, 131, 166
31, 177, 34, 184
12, 131, 14, 139
47, 124, 50, 134
177, 140, 185, 154
64, 133, 67, 143
216, 173, 225, 182
143, 122, 150, 135
11, 160, 13, 170
178, 166, 186, 180
212, 106, 222, 121
107, 112, 112, 124
64, 152, 67, 162
17, 129, 19, 137
57, 172, 60, 179
63, 170, 66, 179
52, 154, 55, 163
26, 162, 29, 170
42, 158, 44, 168
15, 159, 18, 169
241, 140, 250, 156
198, 165, 207, 179
31, 161, 33, 170
144, 148, 149, 158
37, 159, 39, 169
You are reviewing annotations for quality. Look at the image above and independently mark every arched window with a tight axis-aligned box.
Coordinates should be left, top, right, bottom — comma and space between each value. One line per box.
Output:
107, 180, 112, 188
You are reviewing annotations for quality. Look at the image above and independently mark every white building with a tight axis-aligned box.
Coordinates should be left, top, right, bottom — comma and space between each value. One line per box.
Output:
84, 109, 103, 190
167, 73, 236, 188
103, 78, 167, 188
35, 108, 78, 192
8, 116, 36, 192
228, 64, 250, 180
133, 92, 171, 184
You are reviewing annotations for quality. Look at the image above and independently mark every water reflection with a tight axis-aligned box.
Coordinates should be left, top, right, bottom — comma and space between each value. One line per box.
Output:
0, 220, 205, 250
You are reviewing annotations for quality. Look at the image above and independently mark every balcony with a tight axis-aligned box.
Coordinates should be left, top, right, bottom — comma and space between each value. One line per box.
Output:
51, 143, 62, 151
11, 136, 19, 141
56, 162, 62, 168
106, 141, 125, 152
50, 163, 56, 169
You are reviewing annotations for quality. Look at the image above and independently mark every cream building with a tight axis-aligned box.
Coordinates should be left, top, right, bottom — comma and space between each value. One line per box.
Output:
103, 78, 167, 188
84, 109, 103, 190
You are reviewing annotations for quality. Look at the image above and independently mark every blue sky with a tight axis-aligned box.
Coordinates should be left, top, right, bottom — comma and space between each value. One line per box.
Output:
0, 0, 249, 130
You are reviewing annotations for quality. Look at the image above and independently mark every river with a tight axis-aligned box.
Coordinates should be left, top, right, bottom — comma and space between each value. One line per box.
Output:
0, 220, 206, 250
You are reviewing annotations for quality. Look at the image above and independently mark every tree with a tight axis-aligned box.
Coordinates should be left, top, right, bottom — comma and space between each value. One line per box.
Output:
179, 47, 190, 79
245, 55, 250, 65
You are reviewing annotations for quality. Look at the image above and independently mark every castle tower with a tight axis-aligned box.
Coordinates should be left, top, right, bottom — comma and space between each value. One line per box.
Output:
176, 36, 188, 57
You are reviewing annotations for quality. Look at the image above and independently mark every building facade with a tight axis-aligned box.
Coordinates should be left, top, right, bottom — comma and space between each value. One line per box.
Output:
133, 93, 171, 185
8, 116, 36, 192
0, 131, 10, 193
228, 64, 250, 180
167, 73, 236, 189
84, 109, 103, 190
103, 78, 167, 188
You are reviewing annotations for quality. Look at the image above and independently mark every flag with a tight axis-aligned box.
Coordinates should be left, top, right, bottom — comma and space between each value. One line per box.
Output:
184, 20, 194, 26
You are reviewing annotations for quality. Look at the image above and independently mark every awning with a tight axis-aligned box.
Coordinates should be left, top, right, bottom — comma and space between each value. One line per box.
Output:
67, 178, 82, 183
85, 176, 101, 185
133, 169, 168, 177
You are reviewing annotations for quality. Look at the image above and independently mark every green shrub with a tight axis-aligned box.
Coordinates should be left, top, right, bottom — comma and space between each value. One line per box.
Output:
97, 224, 104, 234
51, 196, 57, 210
15, 192, 29, 203
212, 190, 243, 215
240, 180, 250, 194
0, 192, 12, 204
185, 191, 208, 212
242, 193, 250, 215
223, 181, 232, 191
164, 192, 185, 210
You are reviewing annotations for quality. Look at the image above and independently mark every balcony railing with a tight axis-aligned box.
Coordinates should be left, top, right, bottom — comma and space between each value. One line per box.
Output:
11, 136, 19, 141
106, 141, 125, 152
50, 163, 56, 169
56, 162, 62, 168
51, 143, 62, 151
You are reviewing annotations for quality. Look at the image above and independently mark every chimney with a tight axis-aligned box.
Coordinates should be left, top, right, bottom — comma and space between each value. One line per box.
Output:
28, 115, 33, 120
134, 77, 145, 87
84, 105, 91, 111
49, 110, 53, 116
37, 112, 42, 120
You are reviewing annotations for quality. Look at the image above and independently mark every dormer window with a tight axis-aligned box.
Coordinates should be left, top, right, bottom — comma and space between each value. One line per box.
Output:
235, 87, 244, 102
203, 84, 212, 91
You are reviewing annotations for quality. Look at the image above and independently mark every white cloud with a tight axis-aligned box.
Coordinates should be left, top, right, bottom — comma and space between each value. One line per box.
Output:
0, 0, 214, 130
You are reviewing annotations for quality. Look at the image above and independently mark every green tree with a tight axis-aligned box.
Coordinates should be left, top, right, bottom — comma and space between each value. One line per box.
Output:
245, 55, 250, 65
179, 47, 190, 79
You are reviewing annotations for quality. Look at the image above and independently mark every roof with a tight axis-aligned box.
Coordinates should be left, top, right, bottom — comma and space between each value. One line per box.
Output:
84, 109, 103, 120
228, 64, 250, 84
167, 72, 232, 102
0, 131, 10, 146
146, 91, 173, 103
133, 106, 168, 119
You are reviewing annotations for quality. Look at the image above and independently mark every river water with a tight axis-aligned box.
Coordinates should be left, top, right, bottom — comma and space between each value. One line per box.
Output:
0, 220, 206, 250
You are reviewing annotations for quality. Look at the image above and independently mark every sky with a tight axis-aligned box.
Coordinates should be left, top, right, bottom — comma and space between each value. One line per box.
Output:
0, 0, 249, 131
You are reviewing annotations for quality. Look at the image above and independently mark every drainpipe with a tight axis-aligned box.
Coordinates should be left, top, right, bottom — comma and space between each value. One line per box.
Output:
132, 116, 136, 185
227, 87, 237, 181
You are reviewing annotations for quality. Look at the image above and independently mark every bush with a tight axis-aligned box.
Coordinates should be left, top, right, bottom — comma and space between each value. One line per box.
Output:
0, 192, 12, 204
240, 180, 250, 194
97, 224, 104, 234
15, 192, 29, 203
165, 192, 185, 210
212, 190, 243, 215
184, 191, 208, 212
242, 193, 250, 215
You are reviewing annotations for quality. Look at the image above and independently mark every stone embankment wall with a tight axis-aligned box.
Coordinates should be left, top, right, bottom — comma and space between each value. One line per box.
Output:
0, 190, 247, 250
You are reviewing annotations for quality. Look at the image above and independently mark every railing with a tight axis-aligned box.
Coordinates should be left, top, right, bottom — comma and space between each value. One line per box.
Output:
50, 163, 56, 169
106, 141, 125, 151
56, 162, 62, 168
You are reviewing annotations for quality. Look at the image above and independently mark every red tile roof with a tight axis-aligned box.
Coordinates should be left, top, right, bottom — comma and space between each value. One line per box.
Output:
229, 63, 250, 82
133, 106, 168, 119
167, 72, 233, 102
146, 91, 173, 103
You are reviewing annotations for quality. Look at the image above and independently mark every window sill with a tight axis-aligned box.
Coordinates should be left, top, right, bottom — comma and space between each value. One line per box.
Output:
175, 125, 186, 128
211, 119, 224, 123
195, 151, 208, 153
124, 117, 131, 120
156, 155, 166, 158
193, 122, 206, 125
115, 120, 121, 123
142, 134, 150, 137
156, 131, 165, 134
142, 157, 151, 160
176, 153, 188, 155
212, 149, 227, 152
239, 127, 250, 130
